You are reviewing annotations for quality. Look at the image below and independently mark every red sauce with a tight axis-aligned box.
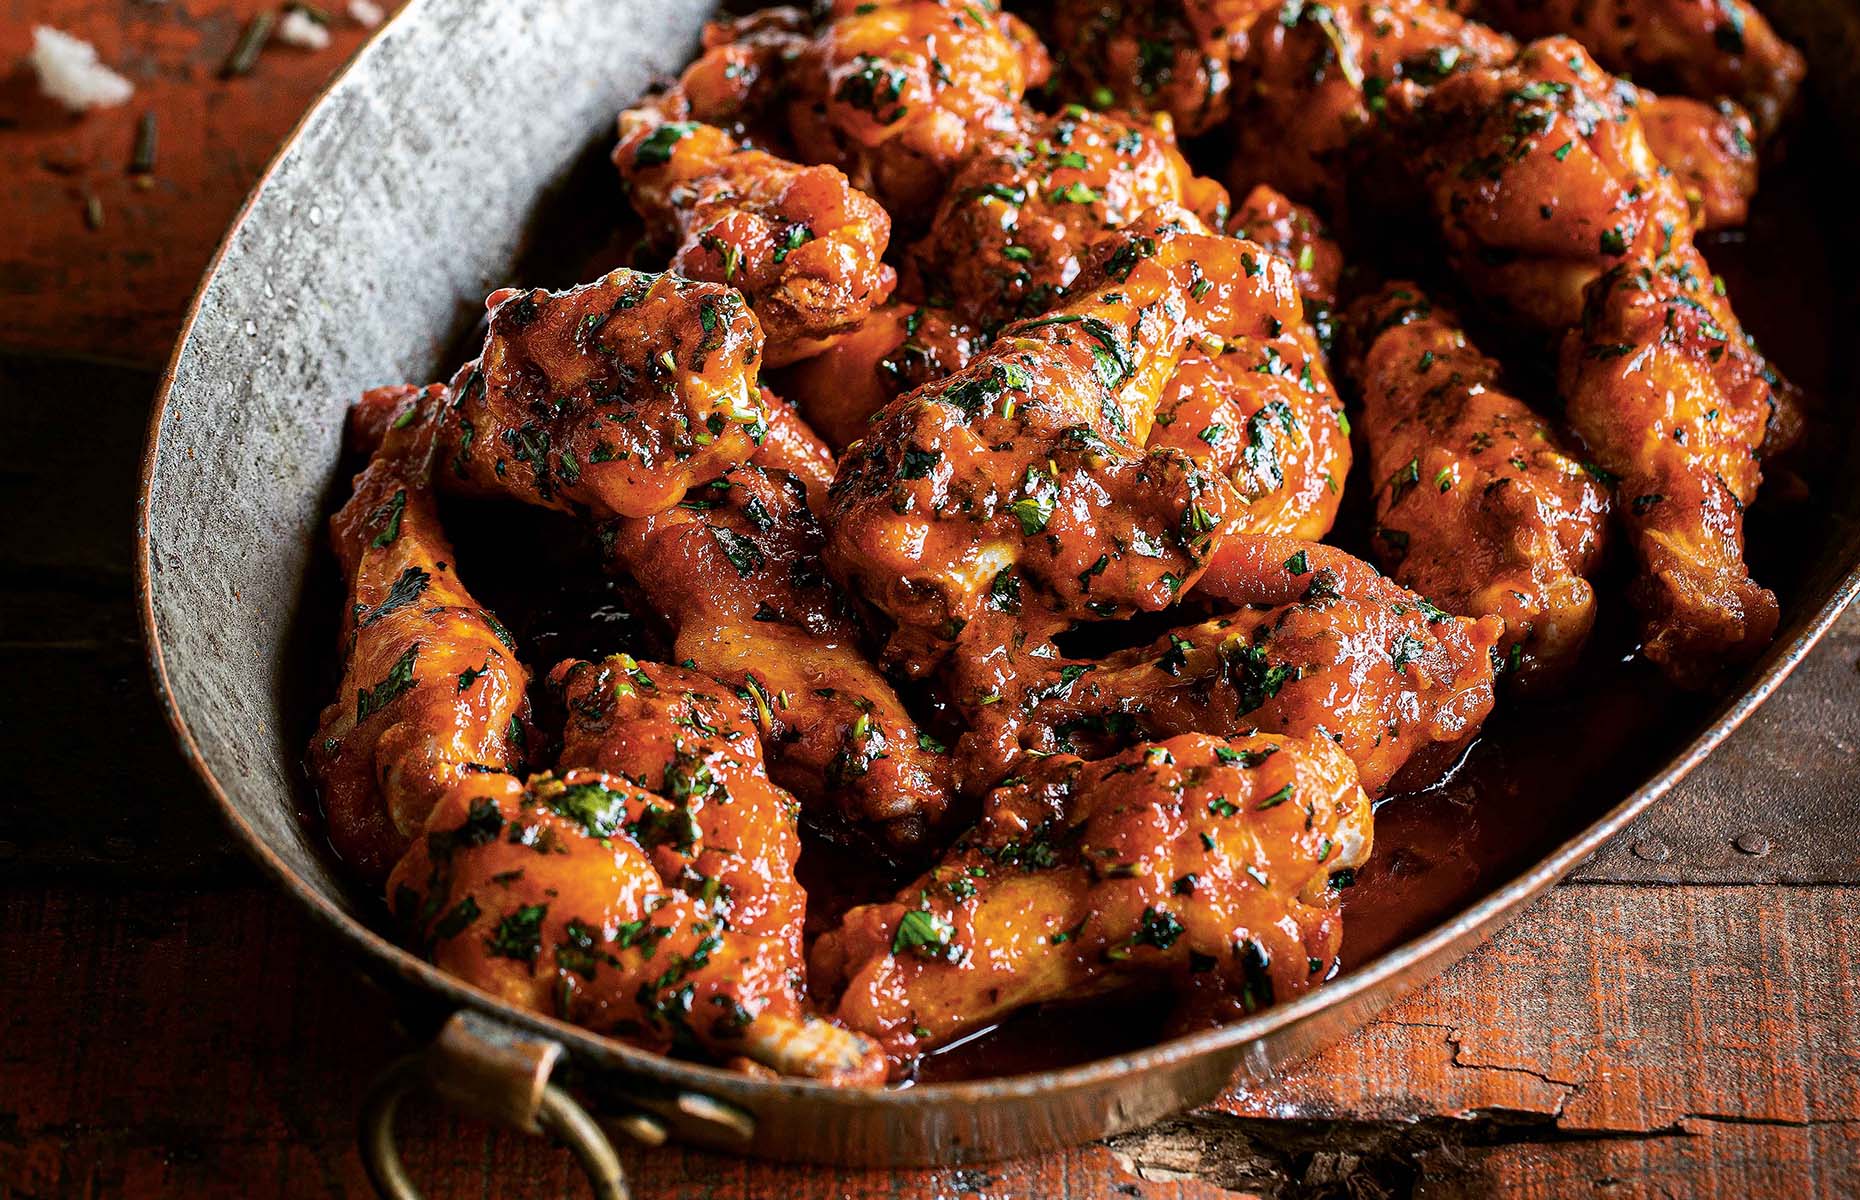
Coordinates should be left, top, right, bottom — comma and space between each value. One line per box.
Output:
294, 104, 1851, 1086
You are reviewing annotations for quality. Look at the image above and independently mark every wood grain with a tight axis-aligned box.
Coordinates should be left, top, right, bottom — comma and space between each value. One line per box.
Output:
0, 1, 405, 367
5, 881, 1856, 1198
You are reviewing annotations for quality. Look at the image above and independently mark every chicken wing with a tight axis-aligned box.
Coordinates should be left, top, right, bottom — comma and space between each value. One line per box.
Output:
1045, 0, 1274, 136
604, 461, 956, 851
1145, 311, 1349, 541
823, 210, 1309, 674
615, 100, 897, 366
1343, 283, 1609, 682
1560, 241, 1790, 684
1455, 0, 1804, 137
1396, 39, 1795, 680
779, 301, 980, 453
1228, 0, 1517, 216
784, 105, 1232, 449
1226, 184, 1344, 321
388, 657, 885, 1084
781, 0, 1052, 228
960, 536, 1503, 794
440, 270, 769, 519
1387, 38, 1693, 331
908, 106, 1233, 332
810, 732, 1371, 1075
309, 385, 531, 884
1146, 185, 1349, 541
1637, 93, 1759, 231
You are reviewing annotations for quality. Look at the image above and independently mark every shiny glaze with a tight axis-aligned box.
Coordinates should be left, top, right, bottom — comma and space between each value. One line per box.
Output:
440, 269, 769, 520
824, 212, 1308, 673
1344, 282, 1610, 682
387, 655, 885, 1084
615, 95, 898, 366
1458, 0, 1805, 136
308, 386, 531, 883
956, 535, 1503, 795
604, 456, 957, 850
812, 732, 1372, 1077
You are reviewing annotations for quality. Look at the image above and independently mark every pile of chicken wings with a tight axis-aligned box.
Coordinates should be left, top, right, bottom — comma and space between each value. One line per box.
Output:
309, 0, 1806, 1084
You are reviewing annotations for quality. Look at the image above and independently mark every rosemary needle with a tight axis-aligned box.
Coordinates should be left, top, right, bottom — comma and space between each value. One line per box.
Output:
131, 111, 158, 174
221, 12, 276, 79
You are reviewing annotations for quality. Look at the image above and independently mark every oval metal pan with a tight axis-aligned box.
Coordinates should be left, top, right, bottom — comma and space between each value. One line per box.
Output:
136, 0, 1860, 1168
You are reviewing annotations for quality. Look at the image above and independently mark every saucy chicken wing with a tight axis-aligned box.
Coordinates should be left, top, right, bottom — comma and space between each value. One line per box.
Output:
615, 100, 897, 366
784, 105, 1233, 449
1045, 0, 1274, 136
960, 536, 1503, 794
779, 301, 980, 452
309, 385, 531, 884
1396, 39, 1795, 680
1228, 0, 1517, 216
441, 270, 769, 519
1457, 0, 1804, 137
1637, 93, 1760, 230
1560, 241, 1790, 684
388, 656, 885, 1083
909, 105, 1233, 332
1345, 283, 1610, 682
1146, 185, 1349, 541
781, 0, 1052, 227
604, 460, 956, 851
811, 732, 1372, 1075
824, 210, 1310, 673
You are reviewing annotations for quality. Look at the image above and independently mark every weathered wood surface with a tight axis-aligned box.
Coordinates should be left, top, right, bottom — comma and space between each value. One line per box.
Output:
0, 0, 403, 368
5, 2, 1860, 1197
5, 882, 1857, 1198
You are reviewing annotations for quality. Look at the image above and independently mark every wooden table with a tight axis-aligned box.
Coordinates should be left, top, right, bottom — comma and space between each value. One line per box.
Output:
3, 4, 1856, 1197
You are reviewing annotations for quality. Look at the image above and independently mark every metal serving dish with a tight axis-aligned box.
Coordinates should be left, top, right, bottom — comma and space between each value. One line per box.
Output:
137, 0, 1860, 1192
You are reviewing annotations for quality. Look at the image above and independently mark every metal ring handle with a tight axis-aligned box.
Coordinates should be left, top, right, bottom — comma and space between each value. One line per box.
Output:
359, 1049, 629, 1200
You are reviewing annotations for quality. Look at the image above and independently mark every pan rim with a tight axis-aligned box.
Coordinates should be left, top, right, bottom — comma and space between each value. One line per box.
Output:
132, 0, 1860, 1113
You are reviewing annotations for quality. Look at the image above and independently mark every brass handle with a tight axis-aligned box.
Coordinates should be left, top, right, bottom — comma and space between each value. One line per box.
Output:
357, 1011, 629, 1200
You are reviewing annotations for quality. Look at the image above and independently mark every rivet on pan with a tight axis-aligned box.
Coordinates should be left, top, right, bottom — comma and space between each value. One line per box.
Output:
1631, 838, 1671, 863
605, 1110, 669, 1148
1733, 831, 1772, 857
674, 1091, 756, 1142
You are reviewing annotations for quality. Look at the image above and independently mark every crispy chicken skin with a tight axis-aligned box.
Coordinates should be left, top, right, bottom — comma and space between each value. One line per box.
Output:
388, 657, 884, 1084
440, 270, 770, 519
604, 462, 956, 851
781, 0, 1052, 227
615, 100, 897, 366
910, 106, 1233, 332
811, 732, 1372, 1075
824, 210, 1313, 674
309, 385, 531, 884
1455, 0, 1804, 137
1345, 283, 1609, 682
959, 537, 1503, 795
